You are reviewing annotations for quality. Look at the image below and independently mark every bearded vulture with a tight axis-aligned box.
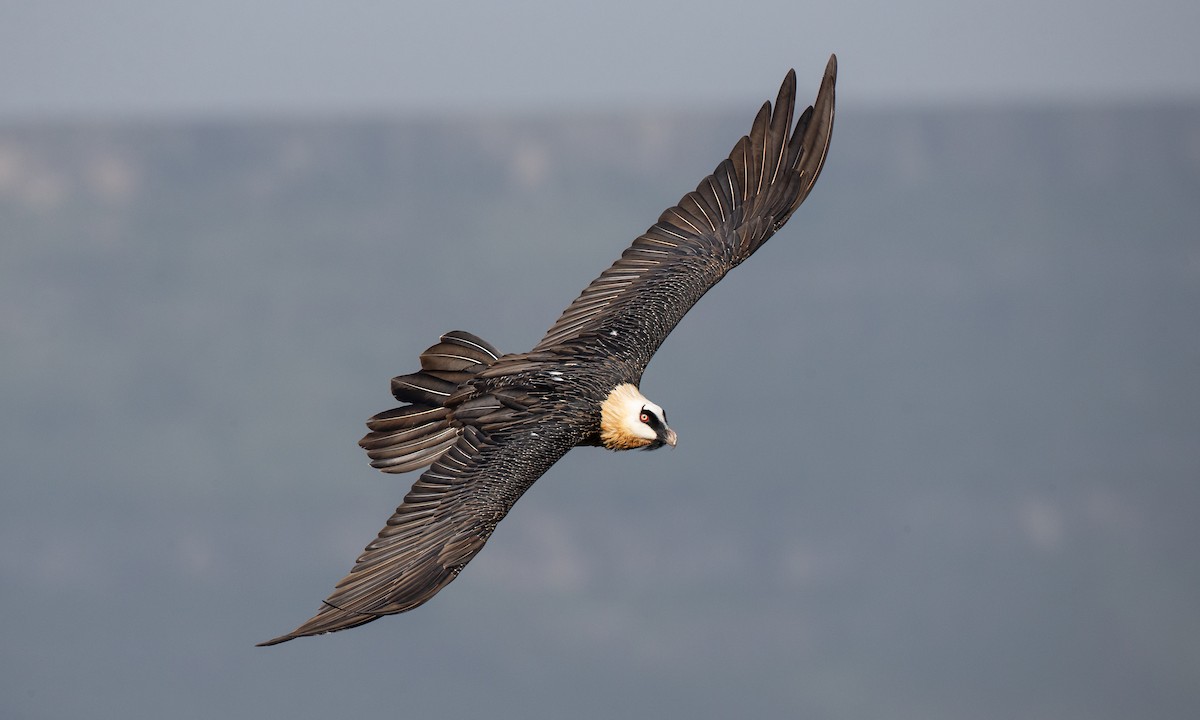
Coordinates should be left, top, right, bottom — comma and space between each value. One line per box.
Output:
260, 56, 837, 645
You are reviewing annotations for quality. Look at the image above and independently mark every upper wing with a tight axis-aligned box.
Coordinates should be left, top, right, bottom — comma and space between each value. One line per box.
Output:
533, 56, 837, 371
258, 422, 574, 645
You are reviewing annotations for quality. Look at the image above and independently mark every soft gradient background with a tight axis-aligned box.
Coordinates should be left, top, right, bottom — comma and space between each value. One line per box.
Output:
3, 0, 1200, 117
3, 3, 1198, 719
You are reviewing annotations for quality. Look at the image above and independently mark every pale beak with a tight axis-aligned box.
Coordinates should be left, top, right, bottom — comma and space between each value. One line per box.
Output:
662, 427, 678, 448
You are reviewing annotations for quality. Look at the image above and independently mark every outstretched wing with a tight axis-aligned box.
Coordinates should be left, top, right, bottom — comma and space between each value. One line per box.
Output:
534, 56, 837, 373
258, 423, 574, 646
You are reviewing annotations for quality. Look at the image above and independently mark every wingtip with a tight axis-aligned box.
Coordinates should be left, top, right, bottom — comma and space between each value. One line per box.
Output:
818, 54, 838, 118
791, 55, 836, 87
256, 633, 295, 647
822, 56, 838, 101
780, 67, 798, 99
784, 55, 835, 110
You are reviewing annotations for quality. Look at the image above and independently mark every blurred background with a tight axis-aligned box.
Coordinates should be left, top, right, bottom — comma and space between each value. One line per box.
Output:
2, 2, 1198, 718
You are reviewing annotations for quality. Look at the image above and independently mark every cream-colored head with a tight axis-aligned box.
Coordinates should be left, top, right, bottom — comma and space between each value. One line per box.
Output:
599, 383, 677, 451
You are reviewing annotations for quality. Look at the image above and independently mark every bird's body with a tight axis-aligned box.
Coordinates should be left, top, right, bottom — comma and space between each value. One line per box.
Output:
260, 56, 837, 646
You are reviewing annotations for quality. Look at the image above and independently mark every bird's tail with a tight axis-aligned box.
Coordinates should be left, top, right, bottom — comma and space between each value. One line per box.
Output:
358, 330, 501, 473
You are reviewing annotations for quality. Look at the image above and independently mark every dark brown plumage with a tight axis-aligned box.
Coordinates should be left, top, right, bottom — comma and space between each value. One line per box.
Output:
259, 56, 837, 646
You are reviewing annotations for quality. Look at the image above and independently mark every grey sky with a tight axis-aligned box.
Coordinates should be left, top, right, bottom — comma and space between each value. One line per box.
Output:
2, 0, 1198, 119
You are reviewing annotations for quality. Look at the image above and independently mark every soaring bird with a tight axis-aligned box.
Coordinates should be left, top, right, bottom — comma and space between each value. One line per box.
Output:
260, 56, 837, 646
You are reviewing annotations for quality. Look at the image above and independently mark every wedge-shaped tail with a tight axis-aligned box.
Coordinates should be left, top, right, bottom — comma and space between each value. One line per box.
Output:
358, 331, 501, 473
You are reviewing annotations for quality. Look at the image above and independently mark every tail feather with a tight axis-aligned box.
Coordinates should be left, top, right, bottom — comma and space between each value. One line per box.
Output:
427, 330, 501, 363
389, 372, 457, 405
364, 405, 449, 433
359, 331, 500, 475
362, 426, 459, 459
359, 412, 450, 450
419, 340, 498, 373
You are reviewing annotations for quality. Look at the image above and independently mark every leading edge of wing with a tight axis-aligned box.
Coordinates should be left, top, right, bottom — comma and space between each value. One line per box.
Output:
533, 55, 837, 357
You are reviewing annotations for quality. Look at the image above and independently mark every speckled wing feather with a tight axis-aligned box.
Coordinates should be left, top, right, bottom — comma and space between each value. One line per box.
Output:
533, 55, 836, 372
258, 422, 575, 646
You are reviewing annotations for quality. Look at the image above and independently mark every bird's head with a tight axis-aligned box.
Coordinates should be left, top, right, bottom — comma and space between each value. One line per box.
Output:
599, 383, 677, 451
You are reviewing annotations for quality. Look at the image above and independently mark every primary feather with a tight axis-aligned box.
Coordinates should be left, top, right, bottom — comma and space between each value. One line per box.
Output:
260, 56, 837, 646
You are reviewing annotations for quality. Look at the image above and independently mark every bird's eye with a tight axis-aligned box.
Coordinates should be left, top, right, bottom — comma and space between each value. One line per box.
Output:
639, 411, 651, 424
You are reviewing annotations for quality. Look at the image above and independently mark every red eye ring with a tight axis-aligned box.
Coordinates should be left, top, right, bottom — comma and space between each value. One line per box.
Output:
639, 412, 651, 423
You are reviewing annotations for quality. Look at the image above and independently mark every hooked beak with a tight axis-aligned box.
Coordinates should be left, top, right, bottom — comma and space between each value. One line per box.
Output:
661, 426, 678, 448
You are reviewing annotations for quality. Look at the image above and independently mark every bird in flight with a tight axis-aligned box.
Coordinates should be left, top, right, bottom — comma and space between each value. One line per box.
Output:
260, 56, 837, 646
